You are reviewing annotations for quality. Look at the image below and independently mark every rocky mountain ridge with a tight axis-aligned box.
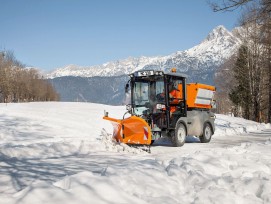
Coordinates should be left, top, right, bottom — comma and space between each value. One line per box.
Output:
47, 25, 242, 79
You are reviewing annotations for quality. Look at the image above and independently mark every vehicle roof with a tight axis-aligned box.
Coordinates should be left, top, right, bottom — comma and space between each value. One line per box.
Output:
132, 70, 187, 79
164, 71, 187, 78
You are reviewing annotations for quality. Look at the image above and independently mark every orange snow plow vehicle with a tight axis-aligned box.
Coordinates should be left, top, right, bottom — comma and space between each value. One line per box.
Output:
103, 69, 216, 147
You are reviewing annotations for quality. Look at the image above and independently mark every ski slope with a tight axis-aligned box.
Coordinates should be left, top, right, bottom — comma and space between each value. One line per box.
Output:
0, 102, 271, 204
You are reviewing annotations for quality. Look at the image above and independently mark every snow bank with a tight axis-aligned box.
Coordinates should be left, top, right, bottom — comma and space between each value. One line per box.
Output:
214, 114, 270, 136
100, 128, 149, 154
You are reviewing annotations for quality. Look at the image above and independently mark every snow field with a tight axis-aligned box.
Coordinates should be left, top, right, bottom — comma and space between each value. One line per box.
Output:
0, 102, 271, 204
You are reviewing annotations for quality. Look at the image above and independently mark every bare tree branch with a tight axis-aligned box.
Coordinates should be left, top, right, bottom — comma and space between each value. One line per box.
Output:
208, 0, 254, 12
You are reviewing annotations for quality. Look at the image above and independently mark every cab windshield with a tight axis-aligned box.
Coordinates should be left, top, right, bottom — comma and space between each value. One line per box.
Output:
133, 77, 165, 115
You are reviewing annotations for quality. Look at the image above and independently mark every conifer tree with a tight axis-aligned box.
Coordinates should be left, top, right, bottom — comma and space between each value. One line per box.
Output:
211, 0, 271, 122
229, 45, 252, 119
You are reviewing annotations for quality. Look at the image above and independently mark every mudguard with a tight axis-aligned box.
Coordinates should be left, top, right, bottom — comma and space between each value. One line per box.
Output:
103, 115, 152, 145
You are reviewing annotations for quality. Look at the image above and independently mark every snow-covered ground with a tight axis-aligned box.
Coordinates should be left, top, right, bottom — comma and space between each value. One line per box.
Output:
0, 102, 270, 204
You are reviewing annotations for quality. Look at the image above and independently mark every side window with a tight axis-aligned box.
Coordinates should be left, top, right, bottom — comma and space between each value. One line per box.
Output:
169, 78, 183, 100
134, 82, 149, 105
155, 81, 164, 95
172, 79, 182, 90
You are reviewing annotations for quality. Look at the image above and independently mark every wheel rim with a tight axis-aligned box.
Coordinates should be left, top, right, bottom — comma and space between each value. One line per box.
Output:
205, 125, 212, 140
177, 126, 185, 142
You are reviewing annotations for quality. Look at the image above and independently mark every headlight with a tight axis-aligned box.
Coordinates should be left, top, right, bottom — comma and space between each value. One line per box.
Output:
155, 71, 164, 76
137, 70, 154, 76
156, 104, 165, 110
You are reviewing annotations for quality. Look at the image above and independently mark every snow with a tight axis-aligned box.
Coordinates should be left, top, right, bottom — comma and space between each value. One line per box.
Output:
0, 102, 271, 204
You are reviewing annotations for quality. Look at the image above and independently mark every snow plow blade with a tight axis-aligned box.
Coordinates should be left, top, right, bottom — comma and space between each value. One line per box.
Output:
103, 115, 152, 145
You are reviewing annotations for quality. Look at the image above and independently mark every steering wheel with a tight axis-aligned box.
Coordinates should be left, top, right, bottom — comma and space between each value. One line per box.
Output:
156, 93, 164, 102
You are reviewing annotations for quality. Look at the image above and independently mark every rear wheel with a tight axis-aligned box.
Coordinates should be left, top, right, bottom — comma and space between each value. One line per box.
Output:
200, 123, 213, 143
172, 122, 186, 147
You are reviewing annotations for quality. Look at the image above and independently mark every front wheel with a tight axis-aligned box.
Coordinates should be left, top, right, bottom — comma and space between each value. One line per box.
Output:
172, 122, 186, 147
200, 123, 213, 143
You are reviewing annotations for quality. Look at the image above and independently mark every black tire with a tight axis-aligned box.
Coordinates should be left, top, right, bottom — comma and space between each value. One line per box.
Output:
200, 123, 213, 143
172, 122, 186, 147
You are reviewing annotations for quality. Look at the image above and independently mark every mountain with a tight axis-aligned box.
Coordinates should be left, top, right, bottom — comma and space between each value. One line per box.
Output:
48, 25, 242, 104
49, 75, 128, 105
47, 25, 241, 79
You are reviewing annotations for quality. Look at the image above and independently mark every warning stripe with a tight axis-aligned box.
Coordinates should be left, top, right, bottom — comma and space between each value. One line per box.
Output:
143, 127, 148, 140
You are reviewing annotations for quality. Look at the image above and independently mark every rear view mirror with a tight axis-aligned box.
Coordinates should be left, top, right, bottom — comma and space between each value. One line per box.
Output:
126, 104, 132, 112
211, 100, 217, 109
125, 83, 129, 93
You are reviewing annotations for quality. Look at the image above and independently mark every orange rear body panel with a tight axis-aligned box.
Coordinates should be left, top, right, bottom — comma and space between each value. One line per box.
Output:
177, 83, 215, 109
103, 115, 152, 145
187, 83, 215, 109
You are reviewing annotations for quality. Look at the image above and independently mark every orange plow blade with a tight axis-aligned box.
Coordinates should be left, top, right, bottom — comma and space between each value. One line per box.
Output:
103, 115, 152, 145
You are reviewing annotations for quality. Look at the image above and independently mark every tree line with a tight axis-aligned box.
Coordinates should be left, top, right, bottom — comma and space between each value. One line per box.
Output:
211, 0, 271, 123
0, 51, 59, 103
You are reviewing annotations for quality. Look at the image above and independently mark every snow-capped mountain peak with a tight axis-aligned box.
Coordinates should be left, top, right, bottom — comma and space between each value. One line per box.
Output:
205, 25, 233, 41
47, 25, 241, 79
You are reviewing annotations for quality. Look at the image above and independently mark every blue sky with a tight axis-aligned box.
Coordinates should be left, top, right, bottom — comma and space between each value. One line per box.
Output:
0, 0, 241, 71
